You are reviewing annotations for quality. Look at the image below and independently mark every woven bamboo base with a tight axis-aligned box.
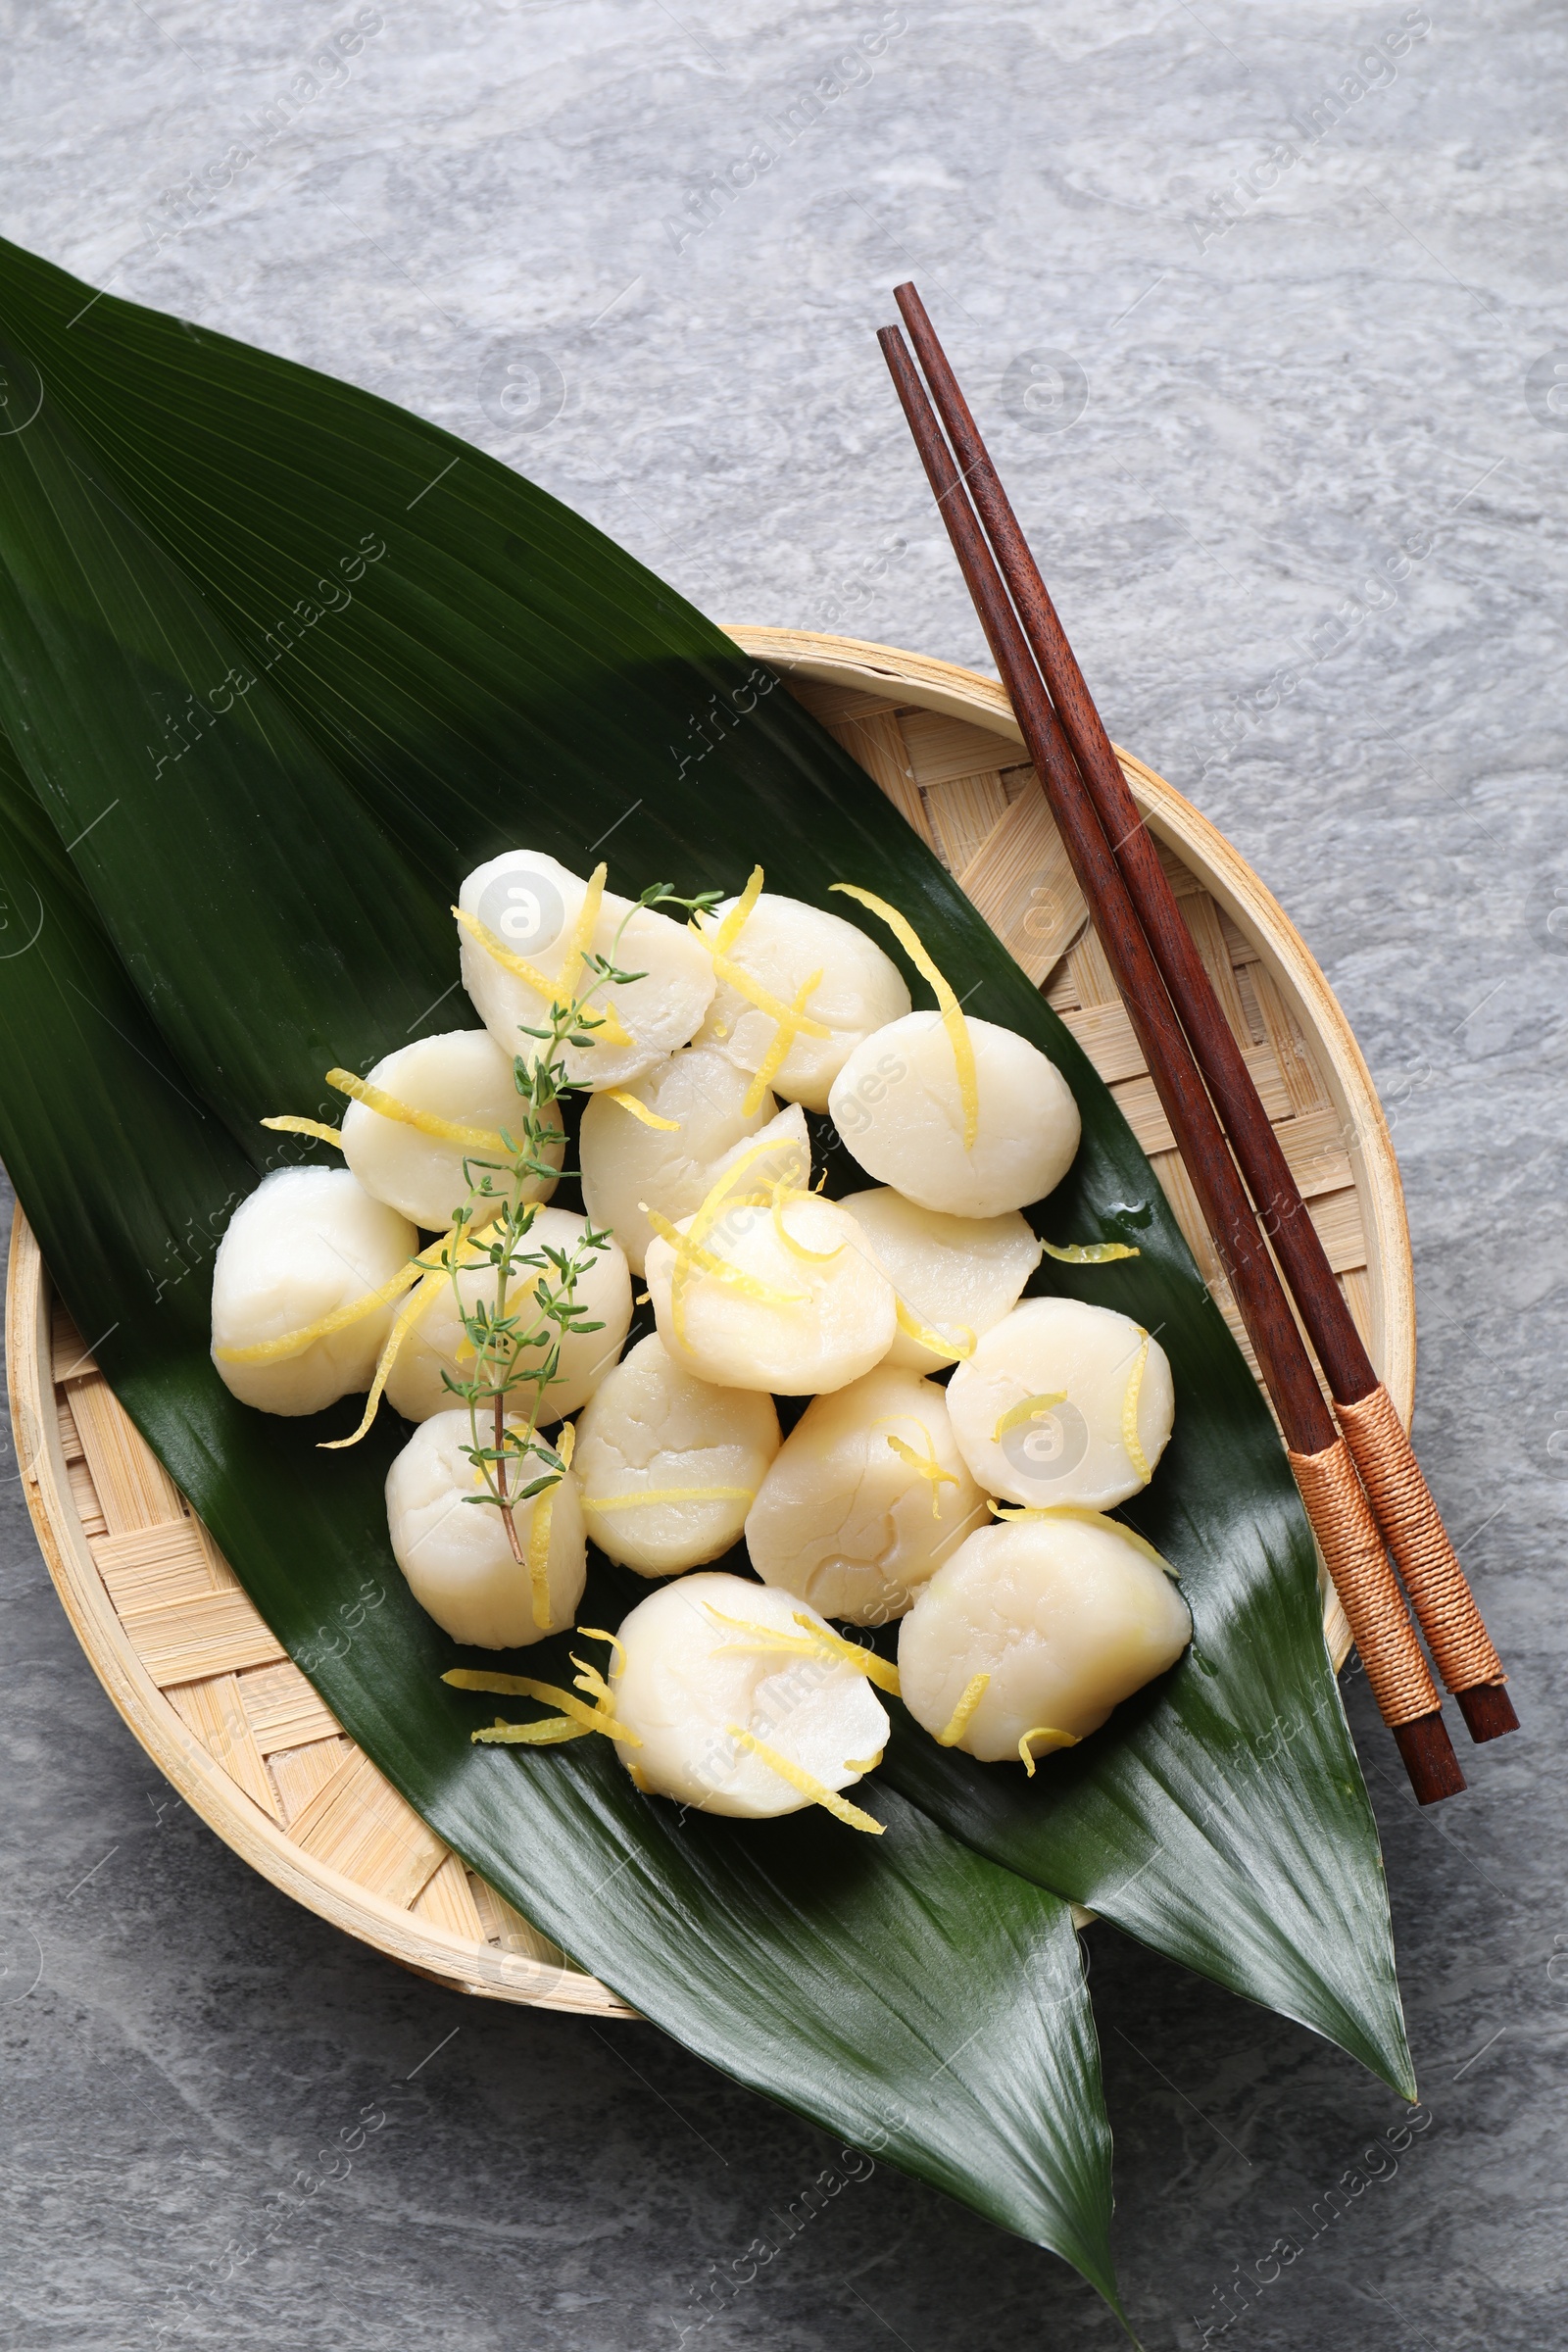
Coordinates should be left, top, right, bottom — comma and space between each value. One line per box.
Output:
8, 629, 1414, 2010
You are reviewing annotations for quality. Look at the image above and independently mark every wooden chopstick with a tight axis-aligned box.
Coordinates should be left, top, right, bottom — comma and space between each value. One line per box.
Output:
892, 282, 1516, 1750
878, 319, 1466, 1805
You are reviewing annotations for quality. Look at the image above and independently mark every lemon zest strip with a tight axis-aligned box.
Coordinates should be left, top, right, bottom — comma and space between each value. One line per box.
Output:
215, 1258, 424, 1365
649, 1138, 812, 1352
689, 1137, 801, 1231
582, 1485, 757, 1511
577, 1626, 627, 1668
709, 863, 764, 956
567, 1642, 612, 1709
723, 1724, 884, 1835
830, 882, 978, 1150
454, 887, 632, 1050
769, 1181, 842, 1265
1121, 1331, 1152, 1486
740, 965, 829, 1116
558, 860, 606, 1004
843, 1751, 885, 1773
443, 1664, 640, 1745
261, 1115, 345, 1150
879, 1424, 961, 1521
608, 1089, 681, 1131
893, 1299, 975, 1361
709, 945, 826, 1031
525, 1420, 574, 1629
643, 1205, 804, 1308
317, 1265, 450, 1448
475, 1714, 591, 1746
557, 863, 635, 1049
1042, 1239, 1141, 1264
453, 905, 556, 997
221, 1214, 483, 1377
1018, 1725, 1081, 1777
936, 1671, 991, 1747
314, 1221, 487, 1448
790, 1612, 902, 1694
985, 1499, 1180, 1576
992, 1391, 1069, 1446
325, 1068, 509, 1152
694, 899, 832, 1041
702, 1603, 901, 1694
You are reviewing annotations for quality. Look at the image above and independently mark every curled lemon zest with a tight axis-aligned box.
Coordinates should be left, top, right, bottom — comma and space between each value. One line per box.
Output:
985, 1499, 1179, 1576
568, 1644, 612, 1709
1121, 1331, 1152, 1485
894, 1299, 975, 1361
1041, 1239, 1141, 1264
577, 1626, 627, 1669
261, 1114, 345, 1150
627, 1761, 655, 1790
830, 882, 979, 1151
1018, 1725, 1081, 1777
877, 1421, 961, 1520
454, 886, 632, 1050
723, 1724, 884, 1834
993, 1391, 1069, 1446
702, 1603, 901, 1694
709, 863, 764, 956
608, 1089, 680, 1131
769, 1181, 842, 1265
444, 1663, 640, 1745
215, 1257, 424, 1365
583, 1485, 757, 1511
524, 1420, 574, 1629
936, 1671, 990, 1747
844, 1751, 885, 1773
325, 1068, 508, 1153
740, 966, 828, 1115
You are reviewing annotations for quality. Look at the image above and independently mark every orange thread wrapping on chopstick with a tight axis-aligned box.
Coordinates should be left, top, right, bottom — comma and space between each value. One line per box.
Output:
1335, 1386, 1505, 1693
1287, 1438, 1441, 1730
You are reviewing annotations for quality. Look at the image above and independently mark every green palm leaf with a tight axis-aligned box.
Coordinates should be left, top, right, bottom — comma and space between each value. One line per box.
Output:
0, 235, 1412, 2282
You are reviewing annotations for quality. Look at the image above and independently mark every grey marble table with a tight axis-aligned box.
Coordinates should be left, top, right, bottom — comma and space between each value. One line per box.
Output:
1, 2, 1564, 2345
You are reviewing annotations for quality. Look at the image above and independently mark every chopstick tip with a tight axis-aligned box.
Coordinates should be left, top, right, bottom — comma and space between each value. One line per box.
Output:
1454, 1682, 1519, 1742
1394, 1712, 1467, 1805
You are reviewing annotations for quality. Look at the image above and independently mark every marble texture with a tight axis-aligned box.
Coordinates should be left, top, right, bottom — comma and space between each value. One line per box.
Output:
1, 0, 1565, 2344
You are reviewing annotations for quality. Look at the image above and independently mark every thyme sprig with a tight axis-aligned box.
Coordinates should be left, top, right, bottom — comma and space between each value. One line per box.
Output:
449, 883, 721, 1573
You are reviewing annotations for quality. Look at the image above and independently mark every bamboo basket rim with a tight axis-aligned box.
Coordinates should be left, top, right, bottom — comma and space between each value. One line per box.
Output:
7, 626, 1413, 2013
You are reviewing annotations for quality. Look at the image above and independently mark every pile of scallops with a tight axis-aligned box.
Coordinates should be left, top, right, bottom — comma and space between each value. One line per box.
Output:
211, 851, 1193, 1832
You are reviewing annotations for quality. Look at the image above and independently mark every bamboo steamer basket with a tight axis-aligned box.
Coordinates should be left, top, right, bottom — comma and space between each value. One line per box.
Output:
7, 629, 1415, 2018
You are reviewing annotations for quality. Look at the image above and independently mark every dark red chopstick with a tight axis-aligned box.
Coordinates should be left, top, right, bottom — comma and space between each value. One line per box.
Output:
892, 283, 1514, 1749
878, 319, 1464, 1805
